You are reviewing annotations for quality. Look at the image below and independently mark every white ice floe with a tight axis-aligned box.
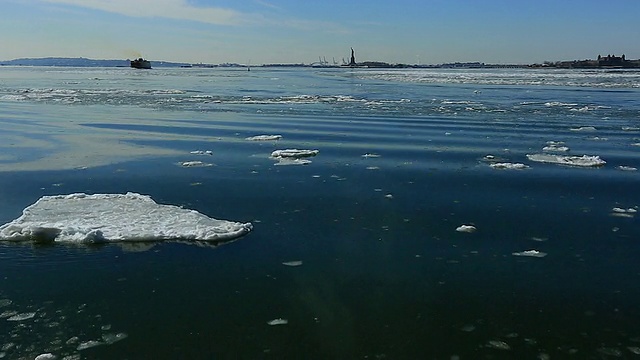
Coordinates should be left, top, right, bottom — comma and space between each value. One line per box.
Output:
512, 250, 547, 258
361, 153, 381, 158
0, 193, 252, 243
526, 154, 606, 167
282, 260, 303, 267
617, 166, 638, 171
274, 158, 312, 166
487, 340, 511, 350
570, 126, 597, 132
6, 312, 36, 321
189, 150, 213, 155
180, 161, 213, 167
34, 354, 57, 360
489, 162, 530, 170
267, 318, 288, 326
542, 141, 570, 152
77, 340, 103, 351
456, 225, 477, 233
245, 135, 282, 141
610, 207, 637, 218
271, 149, 319, 158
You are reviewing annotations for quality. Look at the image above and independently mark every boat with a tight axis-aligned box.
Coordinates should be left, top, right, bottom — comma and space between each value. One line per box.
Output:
130, 58, 151, 69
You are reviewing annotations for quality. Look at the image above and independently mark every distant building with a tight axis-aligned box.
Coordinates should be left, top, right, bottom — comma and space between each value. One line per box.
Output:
597, 54, 627, 66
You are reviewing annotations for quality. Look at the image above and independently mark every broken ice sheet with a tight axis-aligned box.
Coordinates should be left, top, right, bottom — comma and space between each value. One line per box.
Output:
526, 154, 605, 167
456, 225, 476, 233
512, 250, 547, 258
282, 260, 303, 267
245, 135, 282, 141
489, 162, 529, 170
267, 318, 288, 326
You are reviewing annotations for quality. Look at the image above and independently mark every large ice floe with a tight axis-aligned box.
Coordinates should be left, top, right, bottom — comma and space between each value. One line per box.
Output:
0, 193, 252, 244
270, 149, 319, 166
525, 154, 606, 167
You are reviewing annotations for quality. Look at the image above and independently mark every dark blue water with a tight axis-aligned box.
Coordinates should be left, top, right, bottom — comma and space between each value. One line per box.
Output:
1, 67, 639, 359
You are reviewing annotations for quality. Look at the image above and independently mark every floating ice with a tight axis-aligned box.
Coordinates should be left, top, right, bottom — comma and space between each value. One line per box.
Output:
6, 312, 36, 321
245, 135, 282, 141
456, 225, 476, 233
0, 299, 11, 308
362, 153, 381, 158
34, 354, 57, 360
489, 162, 529, 170
617, 166, 637, 171
274, 158, 312, 166
610, 207, 637, 218
543, 141, 570, 152
0, 193, 252, 244
512, 250, 547, 258
570, 126, 597, 132
102, 332, 128, 344
282, 260, 303, 267
271, 149, 319, 158
77, 340, 103, 351
189, 150, 213, 155
487, 340, 511, 350
267, 318, 288, 326
180, 161, 213, 167
526, 154, 605, 167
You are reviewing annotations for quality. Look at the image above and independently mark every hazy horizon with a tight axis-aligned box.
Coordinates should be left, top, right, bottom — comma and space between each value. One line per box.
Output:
3, 0, 640, 65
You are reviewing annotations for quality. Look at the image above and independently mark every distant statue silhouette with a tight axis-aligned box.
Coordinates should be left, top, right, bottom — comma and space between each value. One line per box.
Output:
349, 47, 356, 66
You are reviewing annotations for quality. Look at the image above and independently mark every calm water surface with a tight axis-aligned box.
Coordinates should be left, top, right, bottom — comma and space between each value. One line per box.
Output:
1, 66, 639, 359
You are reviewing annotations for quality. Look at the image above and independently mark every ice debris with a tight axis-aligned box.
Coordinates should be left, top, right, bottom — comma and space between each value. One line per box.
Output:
456, 225, 477, 233
267, 318, 288, 326
245, 135, 282, 141
512, 250, 547, 258
271, 149, 319, 158
610, 207, 637, 218
274, 158, 312, 166
189, 150, 213, 155
0, 193, 252, 243
617, 166, 637, 171
543, 141, 570, 152
570, 126, 597, 132
282, 260, 303, 267
6, 312, 36, 321
487, 340, 511, 350
526, 154, 605, 167
180, 161, 213, 167
362, 153, 381, 158
490, 162, 529, 170
34, 354, 57, 360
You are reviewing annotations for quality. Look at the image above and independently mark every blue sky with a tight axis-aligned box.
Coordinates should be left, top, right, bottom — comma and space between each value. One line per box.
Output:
2, 0, 639, 64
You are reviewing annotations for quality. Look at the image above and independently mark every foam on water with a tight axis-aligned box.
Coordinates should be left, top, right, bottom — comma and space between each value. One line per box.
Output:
0, 193, 252, 244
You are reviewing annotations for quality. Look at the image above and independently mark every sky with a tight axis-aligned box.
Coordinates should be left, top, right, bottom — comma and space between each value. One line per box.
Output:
2, 0, 639, 65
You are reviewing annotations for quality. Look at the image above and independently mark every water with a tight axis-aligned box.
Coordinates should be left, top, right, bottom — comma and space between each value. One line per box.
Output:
1, 66, 639, 359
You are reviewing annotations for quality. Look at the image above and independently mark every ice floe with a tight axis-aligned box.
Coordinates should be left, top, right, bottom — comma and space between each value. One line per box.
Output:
6, 312, 36, 321
180, 161, 213, 167
526, 154, 606, 167
489, 162, 530, 170
34, 354, 57, 360
542, 141, 570, 152
512, 250, 547, 258
617, 166, 637, 171
610, 207, 638, 218
274, 158, 312, 166
362, 153, 381, 158
570, 126, 597, 132
282, 260, 303, 267
267, 318, 288, 326
0, 193, 252, 244
456, 225, 477, 233
245, 135, 282, 141
189, 150, 213, 155
271, 149, 319, 158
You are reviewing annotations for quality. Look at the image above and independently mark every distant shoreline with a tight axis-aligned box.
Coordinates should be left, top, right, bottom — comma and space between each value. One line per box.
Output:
2, 56, 640, 69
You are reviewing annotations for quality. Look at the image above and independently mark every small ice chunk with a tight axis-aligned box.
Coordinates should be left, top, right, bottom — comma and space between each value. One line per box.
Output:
490, 162, 529, 170
542, 141, 570, 152
282, 260, 303, 267
271, 149, 319, 158
617, 166, 637, 171
6, 312, 36, 321
628, 347, 640, 355
512, 250, 547, 258
267, 318, 288, 326
570, 126, 597, 132
35, 354, 57, 360
610, 207, 637, 218
189, 150, 213, 155
487, 340, 511, 350
102, 332, 128, 344
274, 158, 312, 166
362, 153, 381, 158
0, 299, 11, 308
526, 154, 605, 167
245, 135, 282, 141
77, 340, 103, 351
0, 193, 252, 243
456, 225, 476, 233
180, 161, 212, 167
